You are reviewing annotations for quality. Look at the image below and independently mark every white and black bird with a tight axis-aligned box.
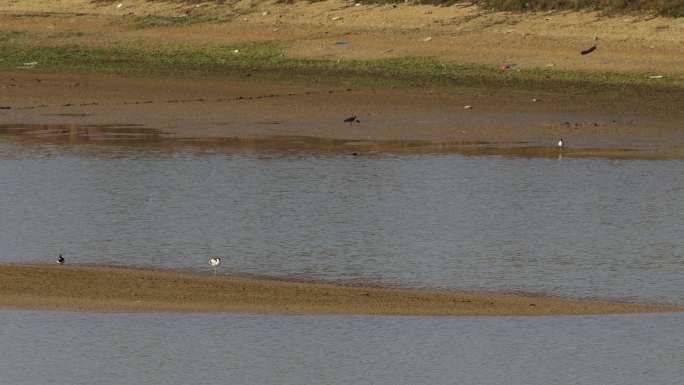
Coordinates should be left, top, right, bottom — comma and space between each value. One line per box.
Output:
557, 138, 564, 148
57, 254, 65, 265
209, 257, 221, 274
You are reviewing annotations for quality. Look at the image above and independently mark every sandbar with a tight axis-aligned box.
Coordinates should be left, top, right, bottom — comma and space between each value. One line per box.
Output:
0, 264, 680, 316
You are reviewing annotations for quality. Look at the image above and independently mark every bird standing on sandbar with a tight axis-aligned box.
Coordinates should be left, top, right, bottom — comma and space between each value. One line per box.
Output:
344, 115, 360, 125
558, 138, 564, 148
209, 257, 221, 275
57, 254, 65, 265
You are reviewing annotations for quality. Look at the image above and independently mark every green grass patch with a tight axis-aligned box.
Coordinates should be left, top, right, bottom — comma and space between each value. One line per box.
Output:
0, 31, 28, 42
0, 41, 681, 91
0, 41, 287, 75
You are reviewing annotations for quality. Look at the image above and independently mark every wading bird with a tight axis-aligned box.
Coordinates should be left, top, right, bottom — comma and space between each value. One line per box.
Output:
57, 254, 65, 265
209, 257, 221, 275
558, 138, 564, 148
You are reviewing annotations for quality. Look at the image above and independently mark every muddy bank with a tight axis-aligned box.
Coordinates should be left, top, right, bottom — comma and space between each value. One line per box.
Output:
0, 264, 680, 315
2, 73, 684, 158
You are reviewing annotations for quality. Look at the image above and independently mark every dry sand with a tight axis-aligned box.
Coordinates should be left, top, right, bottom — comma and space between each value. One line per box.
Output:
0, 264, 680, 315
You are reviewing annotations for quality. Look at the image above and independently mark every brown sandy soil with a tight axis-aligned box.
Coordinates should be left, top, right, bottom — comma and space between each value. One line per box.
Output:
3, 0, 684, 75
1, 264, 680, 315
2, 1, 684, 156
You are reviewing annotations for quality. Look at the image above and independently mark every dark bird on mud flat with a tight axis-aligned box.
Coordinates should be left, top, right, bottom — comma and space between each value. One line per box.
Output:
57, 254, 65, 265
344, 116, 360, 124
581, 45, 597, 55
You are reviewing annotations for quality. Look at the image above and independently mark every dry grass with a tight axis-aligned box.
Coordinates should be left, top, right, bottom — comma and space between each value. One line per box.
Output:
89, 0, 684, 16
475, 0, 684, 16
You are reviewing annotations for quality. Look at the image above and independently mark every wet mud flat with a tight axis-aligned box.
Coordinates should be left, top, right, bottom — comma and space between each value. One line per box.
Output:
2, 73, 684, 158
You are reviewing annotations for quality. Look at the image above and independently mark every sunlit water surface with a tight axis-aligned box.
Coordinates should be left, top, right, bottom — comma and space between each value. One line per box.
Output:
0, 142, 683, 304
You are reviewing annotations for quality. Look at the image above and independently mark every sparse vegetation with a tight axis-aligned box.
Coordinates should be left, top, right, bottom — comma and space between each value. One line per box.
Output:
476, 0, 684, 16
131, 15, 198, 28
338, 0, 684, 16
0, 31, 28, 42
0, 40, 682, 90
48, 31, 88, 39
1, 1, 682, 91
88, 0, 684, 16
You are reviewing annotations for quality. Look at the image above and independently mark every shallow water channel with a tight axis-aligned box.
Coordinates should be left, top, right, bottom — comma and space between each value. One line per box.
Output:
0, 141, 683, 305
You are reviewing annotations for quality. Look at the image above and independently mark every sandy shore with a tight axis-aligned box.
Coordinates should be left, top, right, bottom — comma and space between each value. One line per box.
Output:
0, 264, 680, 315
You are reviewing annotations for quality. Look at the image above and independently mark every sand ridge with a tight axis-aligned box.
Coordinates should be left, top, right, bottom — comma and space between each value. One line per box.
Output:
0, 264, 680, 315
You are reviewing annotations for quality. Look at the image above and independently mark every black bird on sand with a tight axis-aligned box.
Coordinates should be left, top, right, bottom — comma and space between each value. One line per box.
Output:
57, 254, 65, 265
344, 116, 360, 124
580, 45, 597, 55
581, 36, 599, 55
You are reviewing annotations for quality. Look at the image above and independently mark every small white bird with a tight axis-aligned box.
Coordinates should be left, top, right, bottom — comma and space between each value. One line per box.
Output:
557, 138, 564, 148
209, 257, 221, 274
57, 254, 65, 265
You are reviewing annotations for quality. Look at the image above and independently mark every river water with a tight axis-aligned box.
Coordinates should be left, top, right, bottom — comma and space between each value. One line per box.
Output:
1, 139, 683, 384
1, 310, 682, 385
0, 141, 683, 305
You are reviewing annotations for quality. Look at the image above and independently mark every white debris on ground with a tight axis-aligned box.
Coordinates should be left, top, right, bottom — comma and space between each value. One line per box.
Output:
19, 61, 38, 69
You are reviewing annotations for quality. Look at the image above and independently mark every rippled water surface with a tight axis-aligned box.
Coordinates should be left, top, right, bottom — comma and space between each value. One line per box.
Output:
1, 310, 683, 385
1, 141, 683, 304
